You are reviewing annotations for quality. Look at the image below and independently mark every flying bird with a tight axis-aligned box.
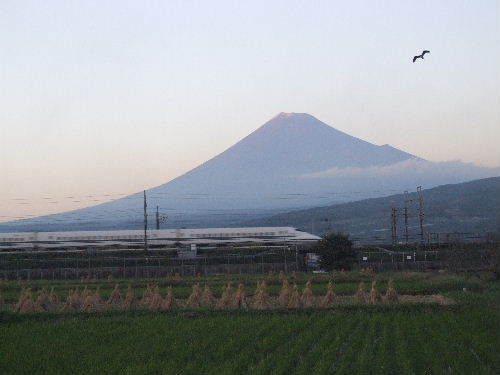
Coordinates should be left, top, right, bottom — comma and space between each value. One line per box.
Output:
413, 50, 430, 63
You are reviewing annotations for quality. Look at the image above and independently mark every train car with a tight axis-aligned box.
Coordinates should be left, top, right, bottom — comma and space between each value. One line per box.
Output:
0, 227, 320, 250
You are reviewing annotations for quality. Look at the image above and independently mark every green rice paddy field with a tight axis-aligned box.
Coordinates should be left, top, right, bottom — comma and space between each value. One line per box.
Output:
1, 272, 499, 375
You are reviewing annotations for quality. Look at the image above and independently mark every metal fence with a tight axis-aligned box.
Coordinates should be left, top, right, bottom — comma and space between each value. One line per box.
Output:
0, 253, 303, 280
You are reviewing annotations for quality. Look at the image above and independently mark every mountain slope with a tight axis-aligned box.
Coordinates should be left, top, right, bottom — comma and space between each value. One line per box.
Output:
2, 113, 498, 232
242, 177, 500, 240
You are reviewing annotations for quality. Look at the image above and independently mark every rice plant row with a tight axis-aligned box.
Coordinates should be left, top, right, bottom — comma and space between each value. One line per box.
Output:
1, 309, 498, 375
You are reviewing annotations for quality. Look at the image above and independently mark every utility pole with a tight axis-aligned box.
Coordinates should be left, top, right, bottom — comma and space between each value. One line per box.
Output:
324, 218, 332, 235
156, 205, 160, 230
403, 201, 409, 245
143, 190, 148, 251
391, 207, 398, 245
417, 186, 425, 243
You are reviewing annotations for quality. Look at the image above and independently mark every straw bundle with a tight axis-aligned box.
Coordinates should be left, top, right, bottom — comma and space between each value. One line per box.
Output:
287, 284, 301, 308
216, 282, 234, 309
233, 283, 247, 309
279, 271, 287, 282
107, 275, 113, 282
186, 283, 203, 308
320, 281, 336, 307
278, 278, 292, 307
81, 291, 99, 312
301, 279, 315, 307
61, 290, 81, 312
140, 284, 153, 306
370, 280, 382, 304
161, 287, 178, 310
94, 287, 103, 305
106, 284, 122, 306
72, 289, 83, 306
49, 287, 59, 305
35, 288, 51, 311
15, 288, 37, 313
148, 285, 162, 309
201, 285, 216, 307
384, 278, 399, 303
13, 288, 26, 312
81, 286, 92, 299
252, 281, 272, 310
123, 285, 135, 309
355, 281, 367, 304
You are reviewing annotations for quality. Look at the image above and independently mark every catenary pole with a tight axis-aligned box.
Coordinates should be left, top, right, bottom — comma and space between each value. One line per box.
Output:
143, 190, 148, 251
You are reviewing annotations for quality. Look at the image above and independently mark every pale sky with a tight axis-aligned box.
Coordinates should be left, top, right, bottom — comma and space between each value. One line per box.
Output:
1, 0, 499, 221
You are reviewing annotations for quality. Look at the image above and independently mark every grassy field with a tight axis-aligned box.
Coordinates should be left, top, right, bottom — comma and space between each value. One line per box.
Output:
1, 271, 499, 375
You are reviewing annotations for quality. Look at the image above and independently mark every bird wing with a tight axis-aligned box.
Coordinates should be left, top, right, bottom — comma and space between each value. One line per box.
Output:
413, 55, 419, 62
422, 50, 430, 55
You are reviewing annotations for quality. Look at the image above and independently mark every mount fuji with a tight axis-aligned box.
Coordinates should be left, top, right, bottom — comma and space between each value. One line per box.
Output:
2, 113, 498, 231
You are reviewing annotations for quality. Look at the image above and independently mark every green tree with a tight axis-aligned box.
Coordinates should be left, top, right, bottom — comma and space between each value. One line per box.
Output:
314, 232, 356, 271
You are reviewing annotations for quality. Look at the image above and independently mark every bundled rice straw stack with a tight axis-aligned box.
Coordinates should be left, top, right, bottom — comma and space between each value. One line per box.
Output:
49, 287, 59, 305
75, 287, 103, 312
93, 287, 103, 306
320, 281, 336, 307
148, 284, 162, 309
140, 284, 153, 306
81, 287, 93, 301
384, 278, 399, 303
216, 282, 234, 309
161, 287, 178, 310
72, 289, 83, 306
370, 280, 382, 304
35, 288, 51, 311
81, 290, 99, 312
279, 271, 286, 282
233, 284, 247, 309
301, 279, 315, 307
106, 284, 122, 306
201, 285, 216, 307
278, 278, 292, 307
123, 285, 136, 309
61, 289, 81, 312
287, 284, 301, 308
252, 281, 272, 310
355, 281, 367, 304
14, 288, 37, 313
186, 283, 203, 308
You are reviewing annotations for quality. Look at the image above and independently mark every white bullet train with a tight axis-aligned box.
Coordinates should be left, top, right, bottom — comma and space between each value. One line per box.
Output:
0, 227, 320, 250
